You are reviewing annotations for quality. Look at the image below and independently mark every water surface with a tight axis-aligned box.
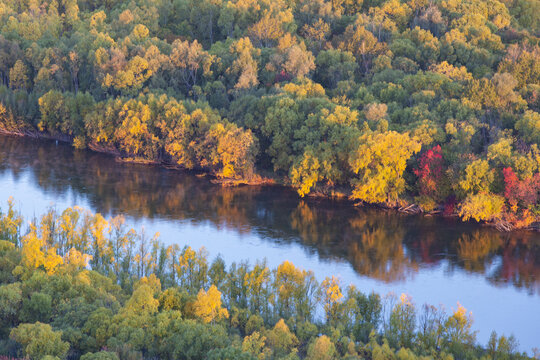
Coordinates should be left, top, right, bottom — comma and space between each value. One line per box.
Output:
0, 135, 538, 351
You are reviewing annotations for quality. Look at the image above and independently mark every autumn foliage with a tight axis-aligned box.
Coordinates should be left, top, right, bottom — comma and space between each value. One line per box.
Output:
413, 145, 452, 210
503, 167, 540, 210
0, 204, 525, 360
0, 0, 538, 226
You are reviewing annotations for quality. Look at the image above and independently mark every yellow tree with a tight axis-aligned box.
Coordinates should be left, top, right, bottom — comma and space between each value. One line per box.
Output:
290, 149, 322, 197
320, 276, 343, 325
0, 197, 23, 245
227, 37, 260, 89
114, 100, 160, 159
57, 207, 85, 254
248, 8, 293, 47
9, 60, 29, 90
242, 331, 270, 360
444, 303, 476, 349
335, 18, 386, 73
63, 248, 92, 271
306, 335, 337, 360
175, 245, 208, 290
273, 260, 317, 320
89, 213, 112, 271
349, 131, 421, 204
19, 226, 63, 275
244, 261, 271, 314
169, 39, 213, 90
274, 261, 305, 318
112, 56, 152, 94
458, 193, 505, 222
204, 122, 258, 179
20, 229, 45, 270
266, 319, 298, 358
193, 285, 229, 323
125, 278, 160, 315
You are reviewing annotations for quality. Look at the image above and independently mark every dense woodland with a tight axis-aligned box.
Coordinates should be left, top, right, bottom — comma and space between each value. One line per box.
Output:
0, 0, 538, 226
0, 201, 536, 360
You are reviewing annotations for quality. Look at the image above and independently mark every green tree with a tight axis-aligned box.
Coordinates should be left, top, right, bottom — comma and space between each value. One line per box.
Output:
10, 322, 70, 360
0, 282, 22, 331
9, 60, 30, 90
266, 319, 298, 359
80, 352, 119, 360
516, 111, 540, 145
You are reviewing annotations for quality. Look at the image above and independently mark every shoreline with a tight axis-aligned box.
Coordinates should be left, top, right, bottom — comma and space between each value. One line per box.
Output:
1, 128, 538, 233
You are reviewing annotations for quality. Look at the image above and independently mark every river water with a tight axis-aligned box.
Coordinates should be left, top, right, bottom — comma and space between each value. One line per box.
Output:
0, 134, 539, 352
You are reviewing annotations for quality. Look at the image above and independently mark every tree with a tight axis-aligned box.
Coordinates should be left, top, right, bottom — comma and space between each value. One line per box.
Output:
443, 303, 476, 355
314, 49, 358, 88
21, 292, 52, 323
515, 111, 540, 145
245, 261, 271, 315
19, 227, 63, 275
487, 331, 519, 360
194, 284, 229, 323
265, 319, 298, 358
80, 352, 119, 360
38, 90, 69, 134
165, 319, 229, 359
9, 60, 30, 90
459, 193, 505, 222
0, 282, 22, 331
248, 9, 294, 48
335, 19, 386, 73
95, 50, 152, 94
491, 73, 526, 112
205, 123, 258, 179
388, 293, 416, 349
306, 335, 337, 360
124, 282, 159, 315
271, 41, 316, 81
502, 167, 540, 210
227, 37, 260, 90
458, 159, 495, 196
346, 287, 382, 343
414, 145, 449, 209
290, 149, 322, 197
273, 261, 315, 320
301, 19, 331, 53
319, 276, 343, 325
113, 99, 160, 160
170, 40, 213, 91
10, 322, 70, 360
349, 131, 421, 204
242, 332, 270, 360
0, 197, 23, 245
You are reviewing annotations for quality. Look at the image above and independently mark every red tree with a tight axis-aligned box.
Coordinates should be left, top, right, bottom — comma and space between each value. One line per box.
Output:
503, 167, 540, 209
414, 145, 447, 200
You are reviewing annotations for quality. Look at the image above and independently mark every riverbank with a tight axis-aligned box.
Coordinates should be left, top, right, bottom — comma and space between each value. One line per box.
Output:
1, 128, 538, 232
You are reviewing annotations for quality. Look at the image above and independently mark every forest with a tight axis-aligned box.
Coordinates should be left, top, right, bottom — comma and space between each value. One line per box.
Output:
0, 0, 538, 227
0, 200, 535, 360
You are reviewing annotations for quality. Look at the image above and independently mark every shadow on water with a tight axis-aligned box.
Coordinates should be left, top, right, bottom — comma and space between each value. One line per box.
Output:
1, 134, 538, 295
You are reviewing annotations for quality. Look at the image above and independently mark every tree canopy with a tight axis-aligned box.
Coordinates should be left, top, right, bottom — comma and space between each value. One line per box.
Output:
0, 0, 538, 226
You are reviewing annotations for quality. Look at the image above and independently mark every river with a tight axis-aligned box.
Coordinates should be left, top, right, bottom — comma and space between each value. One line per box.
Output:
0, 134, 538, 352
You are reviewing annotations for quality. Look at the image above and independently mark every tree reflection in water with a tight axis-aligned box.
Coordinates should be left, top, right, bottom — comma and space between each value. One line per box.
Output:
1, 135, 539, 294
